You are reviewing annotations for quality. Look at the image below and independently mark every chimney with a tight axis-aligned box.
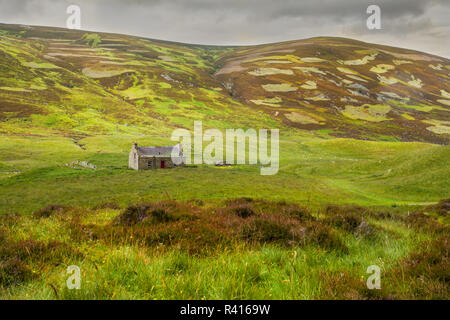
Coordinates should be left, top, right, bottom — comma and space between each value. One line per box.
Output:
133, 142, 138, 150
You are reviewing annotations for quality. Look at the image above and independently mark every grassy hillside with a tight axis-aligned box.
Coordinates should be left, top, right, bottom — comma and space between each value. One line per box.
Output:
0, 23, 449, 143
215, 37, 450, 144
0, 23, 277, 139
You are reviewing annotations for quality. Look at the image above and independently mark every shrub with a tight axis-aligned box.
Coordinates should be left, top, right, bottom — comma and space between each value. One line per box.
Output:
230, 203, 255, 218
0, 235, 83, 287
100, 219, 231, 255
402, 237, 448, 283
188, 199, 205, 207
406, 211, 433, 226
92, 202, 121, 210
320, 237, 449, 299
68, 218, 98, 241
114, 203, 177, 226
33, 204, 68, 218
431, 198, 450, 217
0, 239, 82, 264
225, 197, 254, 206
0, 213, 20, 226
156, 222, 231, 255
240, 214, 347, 252
318, 270, 384, 300
0, 228, 6, 242
148, 209, 172, 223
0, 258, 34, 286
405, 211, 448, 234
304, 221, 348, 253
365, 209, 395, 220
92, 201, 231, 254
325, 205, 364, 232
387, 236, 449, 299
225, 198, 314, 221
282, 205, 314, 222
241, 218, 292, 244
114, 203, 151, 225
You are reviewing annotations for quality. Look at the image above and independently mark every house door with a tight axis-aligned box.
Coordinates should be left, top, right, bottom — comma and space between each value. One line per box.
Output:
160, 160, 165, 168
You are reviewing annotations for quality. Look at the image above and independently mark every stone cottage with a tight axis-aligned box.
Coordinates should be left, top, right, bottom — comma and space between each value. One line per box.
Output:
129, 142, 185, 170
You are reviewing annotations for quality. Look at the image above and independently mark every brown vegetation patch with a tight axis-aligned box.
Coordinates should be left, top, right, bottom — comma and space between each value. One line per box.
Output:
92, 202, 121, 210
0, 238, 81, 264
392, 236, 449, 299
324, 205, 380, 240
319, 270, 383, 300
65, 199, 350, 254
318, 235, 448, 299
325, 205, 364, 232
32, 199, 448, 262
240, 213, 347, 252
228, 203, 255, 218
67, 201, 225, 254
0, 258, 34, 286
405, 211, 448, 234
224, 198, 314, 221
0, 231, 83, 286
429, 198, 450, 217
224, 198, 256, 218
113, 201, 193, 226
0, 213, 21, 226
33, 204, 70, 218
75, 218, 230, 255
0, 100, 43, 120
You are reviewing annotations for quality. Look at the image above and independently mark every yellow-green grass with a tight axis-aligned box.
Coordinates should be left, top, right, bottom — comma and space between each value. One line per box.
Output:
0, 134, 448, 214
341, 104, 391, 122
0, 196, 445, 300
0, 25, 449, 144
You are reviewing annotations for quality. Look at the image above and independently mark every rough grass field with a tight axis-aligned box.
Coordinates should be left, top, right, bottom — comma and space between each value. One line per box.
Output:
0, 197, 448, 299
0, 133, 448, 299
0, 23, 449, 300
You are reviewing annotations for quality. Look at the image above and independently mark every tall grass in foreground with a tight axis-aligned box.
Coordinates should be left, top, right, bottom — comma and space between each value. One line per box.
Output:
0, 198, 448, 299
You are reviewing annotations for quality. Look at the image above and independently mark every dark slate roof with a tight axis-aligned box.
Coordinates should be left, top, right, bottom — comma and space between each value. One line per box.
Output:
137, 145, 181, 158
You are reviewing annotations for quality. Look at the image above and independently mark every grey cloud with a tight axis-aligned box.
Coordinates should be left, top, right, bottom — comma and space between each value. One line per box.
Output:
0, 0, 448, 57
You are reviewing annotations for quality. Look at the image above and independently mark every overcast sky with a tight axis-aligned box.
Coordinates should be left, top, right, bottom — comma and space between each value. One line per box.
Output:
0, 0, 449, 58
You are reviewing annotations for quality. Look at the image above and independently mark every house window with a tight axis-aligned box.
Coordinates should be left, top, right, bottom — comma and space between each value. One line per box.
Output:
147, 161, 152, 168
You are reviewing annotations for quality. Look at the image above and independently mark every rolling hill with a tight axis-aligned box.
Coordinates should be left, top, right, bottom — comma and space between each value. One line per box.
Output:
0, 23, 449, 143
0, 23, 449, 301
